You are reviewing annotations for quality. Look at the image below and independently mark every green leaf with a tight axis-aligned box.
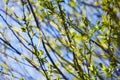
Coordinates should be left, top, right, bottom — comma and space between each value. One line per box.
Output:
117, 76, 120, 79
4, 0, 7, 3
88, 64, 93, 71
19, 78, 25, 80
0, 23, 2, 28
21, 26, 26, 32
39, 50, 44, 57
70, 1, 76, 8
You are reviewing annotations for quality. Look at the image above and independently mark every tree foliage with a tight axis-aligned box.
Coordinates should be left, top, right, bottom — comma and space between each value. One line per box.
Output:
0, 0, 120, 80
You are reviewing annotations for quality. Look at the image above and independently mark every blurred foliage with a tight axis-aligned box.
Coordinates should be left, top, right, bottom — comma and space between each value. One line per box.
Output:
0, 0, 120, 80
